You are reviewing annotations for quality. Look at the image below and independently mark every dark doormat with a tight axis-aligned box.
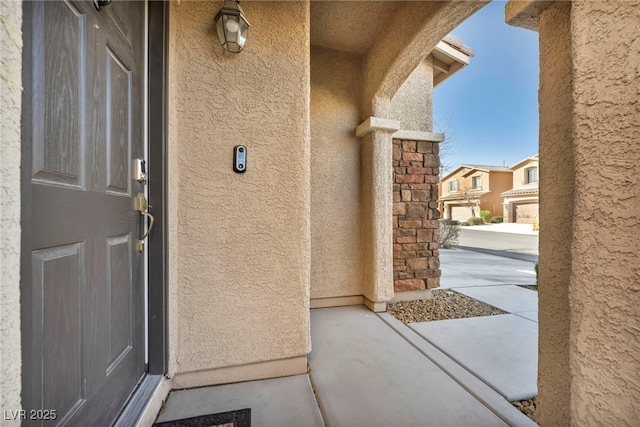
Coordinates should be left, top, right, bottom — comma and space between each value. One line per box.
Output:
153, 408, 251, 427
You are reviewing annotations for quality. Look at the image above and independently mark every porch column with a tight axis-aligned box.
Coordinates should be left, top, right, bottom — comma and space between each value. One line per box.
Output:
508, 0, 640, 424
356, 117, 400, 312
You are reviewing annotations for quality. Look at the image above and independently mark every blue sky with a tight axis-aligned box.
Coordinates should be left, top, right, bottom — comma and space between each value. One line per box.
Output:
433, 0, 539, 172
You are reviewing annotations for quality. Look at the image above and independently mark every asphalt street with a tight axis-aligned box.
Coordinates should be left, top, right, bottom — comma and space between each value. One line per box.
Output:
440, 248, 537, 288
457, 227, 538, 262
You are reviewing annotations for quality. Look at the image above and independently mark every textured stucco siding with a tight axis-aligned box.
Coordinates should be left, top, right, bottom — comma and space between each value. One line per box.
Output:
484, 172, 512, 217
569, 1, 640, 424
537, 3, 573, 423
511, 160, 539, 189
310, 46, 363, 299
360, 130, 394, 303
0, 1, 22, 420
168, 1, 311, 374
390, 57, 434, 132
361, 1, 486, 116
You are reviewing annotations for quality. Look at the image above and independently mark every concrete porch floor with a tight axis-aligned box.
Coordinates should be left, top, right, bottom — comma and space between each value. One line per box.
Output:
155, 304, 537, 427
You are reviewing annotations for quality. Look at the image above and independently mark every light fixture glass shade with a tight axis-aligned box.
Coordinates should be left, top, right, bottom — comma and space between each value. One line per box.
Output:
215, 1, 250, 53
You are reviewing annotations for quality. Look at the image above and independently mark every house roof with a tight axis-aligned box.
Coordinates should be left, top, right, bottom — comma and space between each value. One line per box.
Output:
461, 164, 512, 174
442, 35, 475, 57
441, 164, 512, 182
500, 187, 539, 197
432, 36, 474, 87
438, 190, 492, 202
510, 154, 539, 170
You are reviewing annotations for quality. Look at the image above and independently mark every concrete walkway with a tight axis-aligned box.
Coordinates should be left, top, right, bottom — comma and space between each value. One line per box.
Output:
155, 248, 539, 426
432, 248, 539, 400
156, 306, 536, 427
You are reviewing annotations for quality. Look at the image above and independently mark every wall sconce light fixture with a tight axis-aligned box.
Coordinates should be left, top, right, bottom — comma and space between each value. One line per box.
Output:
215, 0, 250, 53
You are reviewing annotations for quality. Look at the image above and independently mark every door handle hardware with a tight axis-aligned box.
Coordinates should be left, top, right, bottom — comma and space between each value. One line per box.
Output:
134, 158, 147, 184
94, 0, 112, 11
135, 193, 154, 252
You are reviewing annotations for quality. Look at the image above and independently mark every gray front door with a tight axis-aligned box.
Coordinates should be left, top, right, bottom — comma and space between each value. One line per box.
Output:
22, 1, 146, 425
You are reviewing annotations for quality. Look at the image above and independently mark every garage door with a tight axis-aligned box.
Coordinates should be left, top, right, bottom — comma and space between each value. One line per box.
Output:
451, 205, 474, 222
515, 203, 539, 223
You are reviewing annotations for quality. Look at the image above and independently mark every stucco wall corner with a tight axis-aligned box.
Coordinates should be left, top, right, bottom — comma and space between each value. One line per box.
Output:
0, 0, 23, 419
169, 0, 311, 377
166, 0, 181, 379
310, 46, 363, 300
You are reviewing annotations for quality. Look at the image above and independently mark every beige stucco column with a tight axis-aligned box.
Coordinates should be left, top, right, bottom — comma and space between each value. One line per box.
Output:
356, 117, 401, 311
508, 1, 640, 424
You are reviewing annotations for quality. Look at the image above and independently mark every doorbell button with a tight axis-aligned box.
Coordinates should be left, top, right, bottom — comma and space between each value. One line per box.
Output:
234, 145, 247, 173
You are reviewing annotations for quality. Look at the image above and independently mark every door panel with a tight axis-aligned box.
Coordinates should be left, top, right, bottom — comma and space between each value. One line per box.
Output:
32, 244, 85, 422
23, 1, 146, 425
33, 0, 84, 187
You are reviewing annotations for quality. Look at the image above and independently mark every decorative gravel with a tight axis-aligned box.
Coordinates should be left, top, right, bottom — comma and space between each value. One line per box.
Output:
387, 289, 507, 323
512, 397, 537, 422
518, 285, 538, 291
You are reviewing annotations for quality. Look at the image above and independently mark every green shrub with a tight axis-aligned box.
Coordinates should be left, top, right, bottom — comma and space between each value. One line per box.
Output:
533, 220, 540, 231
490, 216, 504, 223
534, 263, 539, 285
467, 217, 484, 226
480, 210, 492, 223
460, 221, 470, 226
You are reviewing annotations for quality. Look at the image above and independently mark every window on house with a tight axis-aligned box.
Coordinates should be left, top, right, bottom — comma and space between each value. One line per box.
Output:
448, 180, 459, 192
526, 168, 538, 184
472, 176, 482, 189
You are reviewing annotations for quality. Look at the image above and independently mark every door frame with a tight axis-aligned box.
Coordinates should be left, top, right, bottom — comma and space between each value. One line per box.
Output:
147, 0, 169, 377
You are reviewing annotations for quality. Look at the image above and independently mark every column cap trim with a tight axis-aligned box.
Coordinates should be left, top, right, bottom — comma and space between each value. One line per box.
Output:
506, 0, 552, 31
392, 130, 445, 143
356, 117, 401, 137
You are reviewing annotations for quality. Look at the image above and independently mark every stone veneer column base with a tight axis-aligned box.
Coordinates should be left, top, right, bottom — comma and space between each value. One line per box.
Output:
171, 356, 308, 389
392, 132, 443, 294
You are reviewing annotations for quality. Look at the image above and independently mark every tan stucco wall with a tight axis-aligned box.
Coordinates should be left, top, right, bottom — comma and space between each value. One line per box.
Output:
390, 57, 434, 132
440, 170, 511, 218
360, 130, 394, 303
168, 1, 311, 378
0, 1, 22, 420
310, 46, 363, 299
361, 1, 487, 117
439, 168, 470, 198
484, 171, 512, 216
511, 159, 539, 189
536, 8, 573, 420
535, 1, 640, 424
569, 1, 640, 424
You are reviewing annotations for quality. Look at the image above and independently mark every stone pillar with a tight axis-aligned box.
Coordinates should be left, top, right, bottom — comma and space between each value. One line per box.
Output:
357, 117, 400, 312
391, 131, 443, 299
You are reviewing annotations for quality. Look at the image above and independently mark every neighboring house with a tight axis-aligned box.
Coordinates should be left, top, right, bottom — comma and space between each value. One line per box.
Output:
1, 2, 638, 426
501, 155, 539, 223
438, 165, 513, 221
